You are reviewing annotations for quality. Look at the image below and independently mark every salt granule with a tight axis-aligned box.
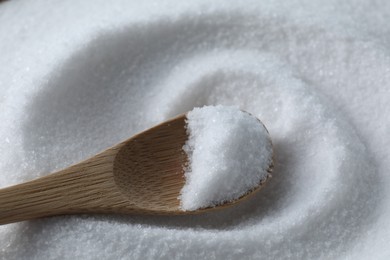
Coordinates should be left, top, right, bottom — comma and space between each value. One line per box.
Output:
180, 106, 272, 210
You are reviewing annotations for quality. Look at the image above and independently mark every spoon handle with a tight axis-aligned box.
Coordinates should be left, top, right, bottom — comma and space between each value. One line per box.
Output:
0, 171, 74, 224
0, 157, 122, 225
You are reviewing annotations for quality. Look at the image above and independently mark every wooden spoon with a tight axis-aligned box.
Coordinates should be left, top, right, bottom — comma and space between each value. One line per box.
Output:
0, 114, 273, 225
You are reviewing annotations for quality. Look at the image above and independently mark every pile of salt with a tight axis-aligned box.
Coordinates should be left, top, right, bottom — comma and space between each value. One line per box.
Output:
180, 105, 272, 210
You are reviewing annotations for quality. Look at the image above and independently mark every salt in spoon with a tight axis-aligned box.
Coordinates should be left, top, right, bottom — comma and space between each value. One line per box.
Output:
0, 113, 273, 225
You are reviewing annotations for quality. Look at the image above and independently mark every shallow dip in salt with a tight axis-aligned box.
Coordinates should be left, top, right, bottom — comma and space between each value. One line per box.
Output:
180, 106, 273, 211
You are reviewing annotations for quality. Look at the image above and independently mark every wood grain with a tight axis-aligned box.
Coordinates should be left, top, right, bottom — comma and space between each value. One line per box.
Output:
0, 115, 187, 225
0, 113, 273, 225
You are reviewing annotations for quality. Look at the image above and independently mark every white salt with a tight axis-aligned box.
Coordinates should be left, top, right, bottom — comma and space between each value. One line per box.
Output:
180, 105, 272, 210
0, 0, 390, 259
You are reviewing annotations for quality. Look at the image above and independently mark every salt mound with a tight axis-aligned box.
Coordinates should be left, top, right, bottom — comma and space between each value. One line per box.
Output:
180, 105, 272, 210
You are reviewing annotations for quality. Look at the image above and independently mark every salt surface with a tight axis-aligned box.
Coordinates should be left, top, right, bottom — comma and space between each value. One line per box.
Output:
180, 106, 272, 210
0, 0, 389, 259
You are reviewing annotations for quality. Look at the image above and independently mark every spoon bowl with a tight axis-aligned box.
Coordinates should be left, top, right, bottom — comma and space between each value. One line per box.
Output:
0, 114, 273, 225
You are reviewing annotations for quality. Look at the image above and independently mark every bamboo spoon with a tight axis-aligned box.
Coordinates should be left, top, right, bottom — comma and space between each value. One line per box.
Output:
0, 114, 273, 225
